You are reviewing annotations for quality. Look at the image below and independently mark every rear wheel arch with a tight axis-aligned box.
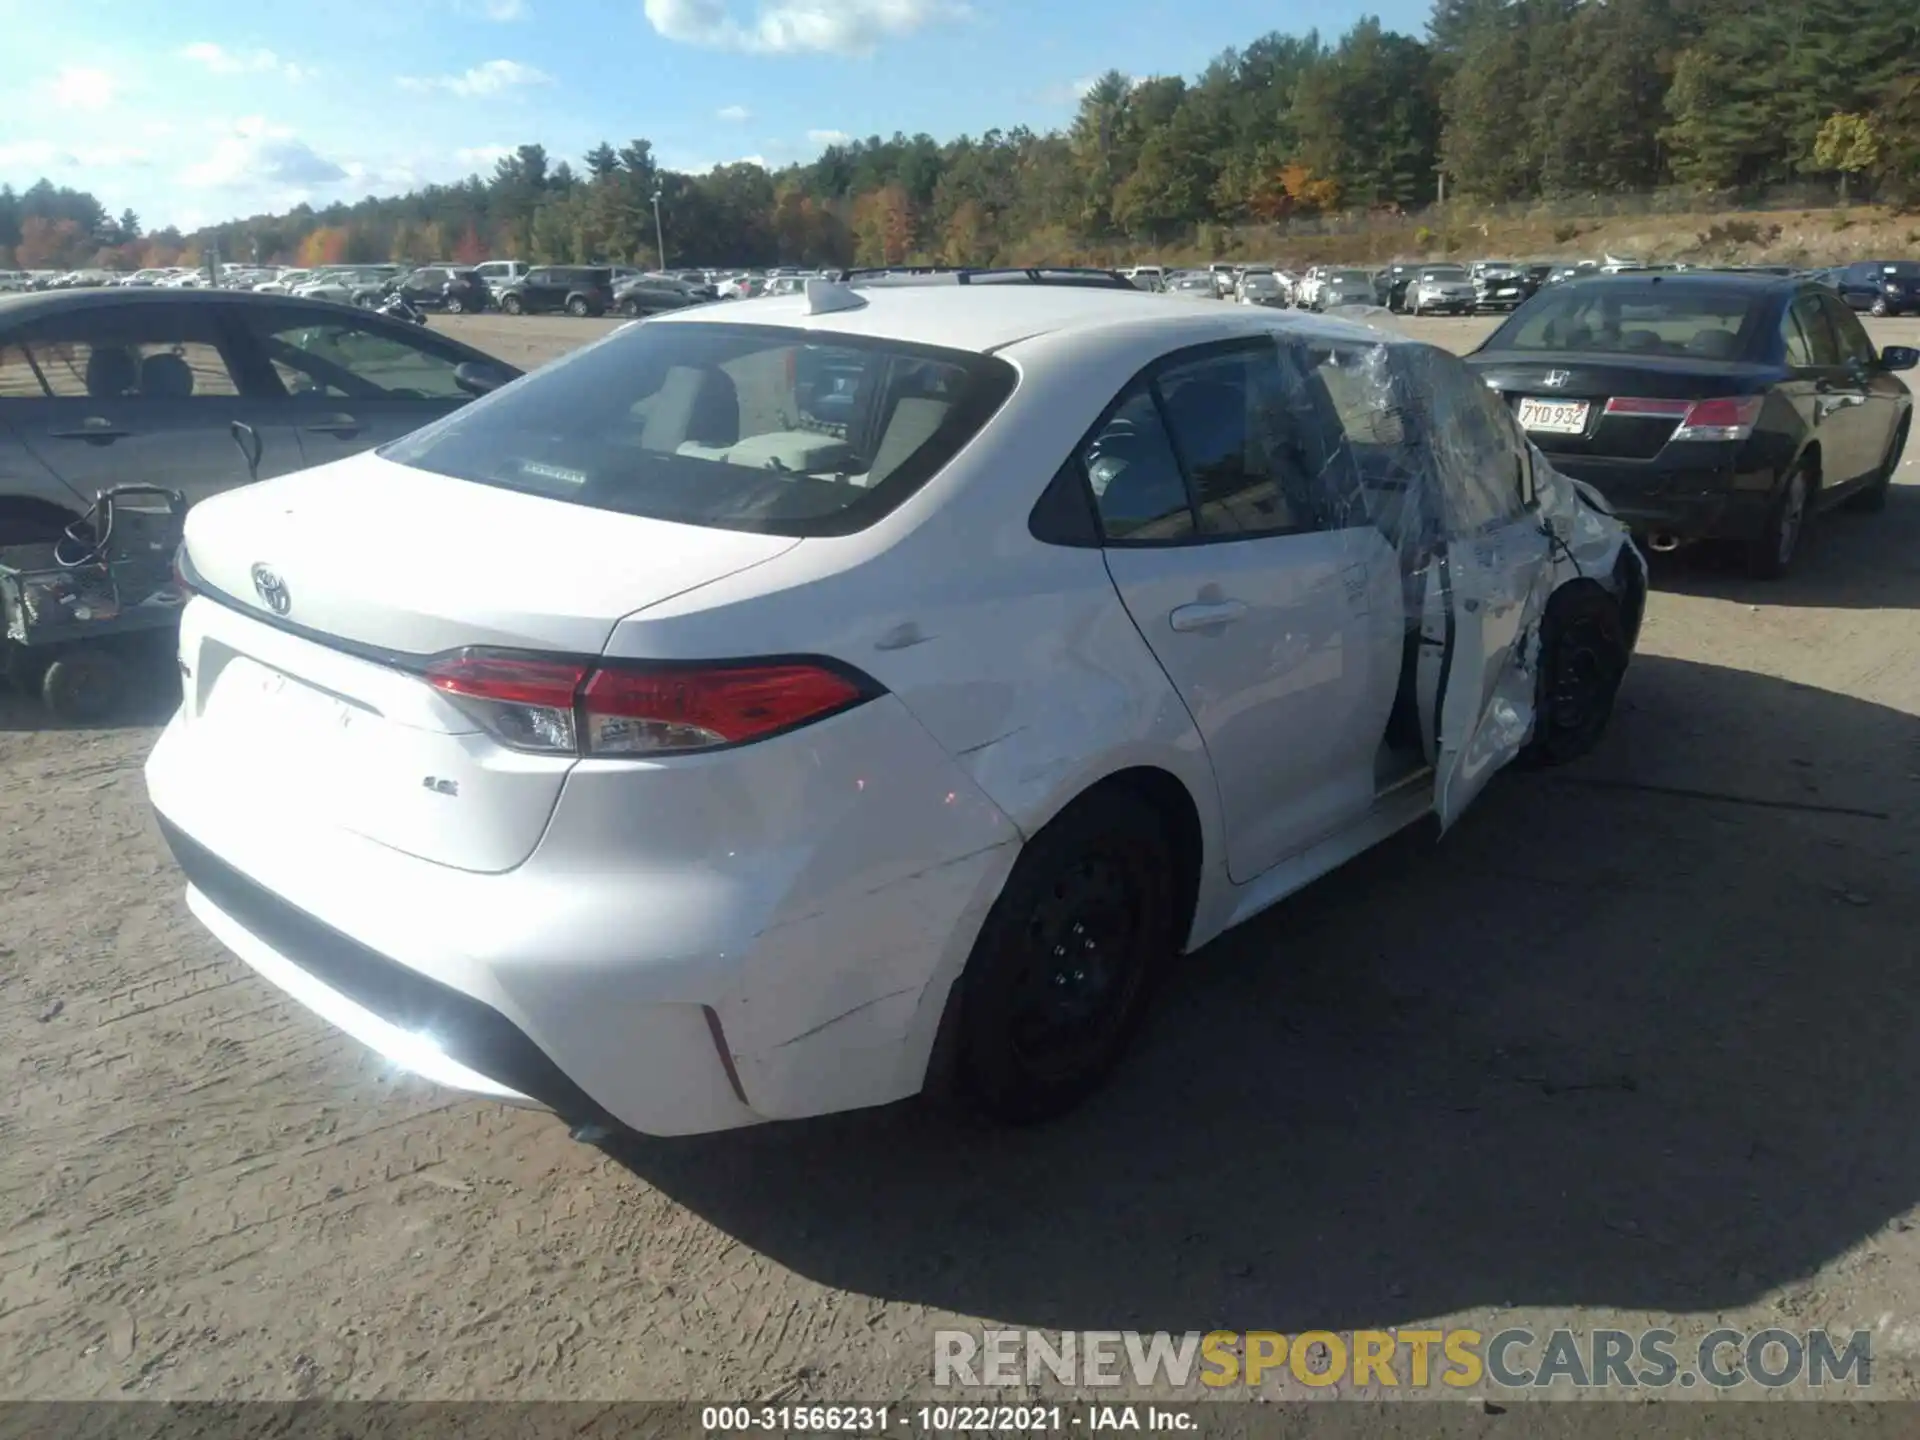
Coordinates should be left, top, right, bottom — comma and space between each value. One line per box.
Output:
1080, 766, 1205, 953
919, 764, 1207, 1114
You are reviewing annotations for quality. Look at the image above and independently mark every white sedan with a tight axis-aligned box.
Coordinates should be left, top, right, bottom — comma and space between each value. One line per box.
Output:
148, 279, 1647, 1137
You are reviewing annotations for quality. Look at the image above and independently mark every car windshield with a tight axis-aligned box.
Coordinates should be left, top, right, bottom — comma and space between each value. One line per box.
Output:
1171, 274, 1213, 290
1422, 268, 1468, 281
1243, 275, 1281, 291
1334, 270, 1374, 283
1488, 284, 1755, 356
379, 321, 1017, 538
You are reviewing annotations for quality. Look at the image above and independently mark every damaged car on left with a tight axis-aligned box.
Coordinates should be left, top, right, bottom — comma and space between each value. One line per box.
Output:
147, 276, 1647, 1139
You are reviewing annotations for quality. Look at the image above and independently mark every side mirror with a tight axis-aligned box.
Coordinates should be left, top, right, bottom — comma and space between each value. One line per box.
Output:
1879, 346, 1919, 373
453, 361, 513, 397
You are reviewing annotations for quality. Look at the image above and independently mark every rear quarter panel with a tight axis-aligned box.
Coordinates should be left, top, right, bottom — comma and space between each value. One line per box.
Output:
603, 324, 1240, 943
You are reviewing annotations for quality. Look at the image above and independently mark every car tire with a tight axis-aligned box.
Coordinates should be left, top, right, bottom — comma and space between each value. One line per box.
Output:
1747, 461, 1813, 579
445, 297, 465, 314
1521, 583, 1629, 767
1871, 296, 1889, 318
1847, 416, 1908, 513
566, 296, 591, 317
619, 298, 641, 317
40, 646, 123, 723
501, 293, 524, 315
954, 788, 1178, 1125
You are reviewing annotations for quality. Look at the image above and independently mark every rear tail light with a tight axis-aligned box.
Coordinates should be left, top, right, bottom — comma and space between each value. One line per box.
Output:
423, 649, 880, 757
1603, 395, 1763, 442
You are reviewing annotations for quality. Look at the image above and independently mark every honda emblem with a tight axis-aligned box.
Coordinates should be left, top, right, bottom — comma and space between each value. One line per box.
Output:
1542, 370, 1572, 389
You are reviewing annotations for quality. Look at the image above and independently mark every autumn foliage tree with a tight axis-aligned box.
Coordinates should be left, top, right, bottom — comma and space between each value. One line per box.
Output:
851, 184, 917, 265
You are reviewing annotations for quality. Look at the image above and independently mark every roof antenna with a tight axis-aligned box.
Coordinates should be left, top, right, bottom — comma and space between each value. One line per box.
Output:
804, 277, 868, 316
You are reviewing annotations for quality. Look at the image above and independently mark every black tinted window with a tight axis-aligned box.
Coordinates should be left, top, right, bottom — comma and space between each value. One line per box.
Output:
1821, 294, 1877, 366
1791, 293, 1841, 366
380, 321, 1016, 538
1155, 348, 1308, 538
1780, 305, 1817, 368
1082, 384, 1193, 541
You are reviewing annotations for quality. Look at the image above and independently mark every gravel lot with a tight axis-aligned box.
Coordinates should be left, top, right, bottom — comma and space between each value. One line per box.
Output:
4, 308, 1920, 1403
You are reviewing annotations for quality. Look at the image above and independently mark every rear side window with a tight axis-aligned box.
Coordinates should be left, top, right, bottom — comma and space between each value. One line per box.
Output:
1081, 385, 1193, 541
380, 321, 1017, 537
2, 307, 242, 398
1788, 293, 1840, 367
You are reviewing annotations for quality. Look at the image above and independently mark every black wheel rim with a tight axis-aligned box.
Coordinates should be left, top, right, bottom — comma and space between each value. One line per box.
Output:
1547, 617, 1616, 735
1007, 853, 1143, 1081
54, 660, 113, 720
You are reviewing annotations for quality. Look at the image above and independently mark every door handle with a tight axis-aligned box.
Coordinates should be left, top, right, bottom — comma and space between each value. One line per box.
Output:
1169, 600, 1248, 632
51, 417, 128, 442
303, 413, 363, 436
230, 420, 263, 479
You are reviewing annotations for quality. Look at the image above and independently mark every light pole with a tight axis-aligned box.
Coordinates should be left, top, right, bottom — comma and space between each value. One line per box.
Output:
651, 188, 666, 269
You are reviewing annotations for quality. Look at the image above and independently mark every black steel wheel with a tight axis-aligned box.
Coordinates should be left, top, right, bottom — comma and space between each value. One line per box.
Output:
1747, 461, 1812, 579
954, 789, 1178, 1124
40, 646, 124, 723
1522, 584, 1629, 767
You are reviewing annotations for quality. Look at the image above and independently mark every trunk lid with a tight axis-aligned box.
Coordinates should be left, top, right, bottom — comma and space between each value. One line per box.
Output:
175, 451, 801, 874
1466, 351, 1777, 460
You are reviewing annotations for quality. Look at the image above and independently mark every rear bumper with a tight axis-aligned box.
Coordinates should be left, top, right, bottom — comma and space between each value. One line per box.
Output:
145, 693, 1024, 1137
1544, 457, 1774, 542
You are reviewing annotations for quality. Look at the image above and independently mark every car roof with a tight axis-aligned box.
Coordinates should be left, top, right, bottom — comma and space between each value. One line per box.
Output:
1548, 270, 1800, 295
642, 283, 1412, 357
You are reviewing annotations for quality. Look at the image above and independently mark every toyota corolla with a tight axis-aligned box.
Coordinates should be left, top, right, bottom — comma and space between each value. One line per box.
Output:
148, 278, 1646, 1137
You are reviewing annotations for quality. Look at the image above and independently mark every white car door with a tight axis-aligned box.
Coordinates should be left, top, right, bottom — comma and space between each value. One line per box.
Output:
1091, 341, 1403, 882
1405, 348, 1554, 828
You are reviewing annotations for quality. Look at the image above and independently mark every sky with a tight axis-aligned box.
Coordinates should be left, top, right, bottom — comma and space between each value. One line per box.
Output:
0, 0, 1430, 234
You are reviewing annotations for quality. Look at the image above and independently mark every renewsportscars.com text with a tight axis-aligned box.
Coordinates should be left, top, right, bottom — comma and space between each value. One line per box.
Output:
934, 1327, 1873, 1391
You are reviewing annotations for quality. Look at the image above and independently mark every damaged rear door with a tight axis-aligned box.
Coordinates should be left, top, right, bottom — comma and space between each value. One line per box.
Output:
1409, 350, 1554, 829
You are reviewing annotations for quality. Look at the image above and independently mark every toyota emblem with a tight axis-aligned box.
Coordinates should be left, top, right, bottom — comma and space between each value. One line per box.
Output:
251, 564, 291, 616
1543, 370, 1572, 388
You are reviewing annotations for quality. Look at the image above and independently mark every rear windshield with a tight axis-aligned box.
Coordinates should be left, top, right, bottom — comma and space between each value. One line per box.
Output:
379, 321, 1017, 538
1422, 267, 1468, 280
1487, 284, 1755, 358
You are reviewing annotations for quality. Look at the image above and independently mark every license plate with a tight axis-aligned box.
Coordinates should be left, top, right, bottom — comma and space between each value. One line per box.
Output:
1517, 397, 1590, 434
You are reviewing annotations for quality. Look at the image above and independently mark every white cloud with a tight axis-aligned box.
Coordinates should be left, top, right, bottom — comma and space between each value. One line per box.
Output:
180, 43, 312, 82
453, 0, 528, 16
717, 104, 752, 122
807, 128, 852, 145
456, 144, 514, 169
0, 139, 148, 169
644, 0, 964, 56
397, 59, 551, 97
181, 118, 348, 191
47, 67, 117, 110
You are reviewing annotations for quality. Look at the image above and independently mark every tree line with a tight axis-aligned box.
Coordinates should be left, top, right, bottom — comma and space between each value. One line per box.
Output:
5, 0, 1918, 275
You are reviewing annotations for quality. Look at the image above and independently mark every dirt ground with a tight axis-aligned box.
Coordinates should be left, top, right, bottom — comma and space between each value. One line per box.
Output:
4, 308, 1920, 1404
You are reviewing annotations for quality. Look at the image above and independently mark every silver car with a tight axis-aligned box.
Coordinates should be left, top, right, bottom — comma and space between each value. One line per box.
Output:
1408, 266, 1477, 316
0, 289, 519, 545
